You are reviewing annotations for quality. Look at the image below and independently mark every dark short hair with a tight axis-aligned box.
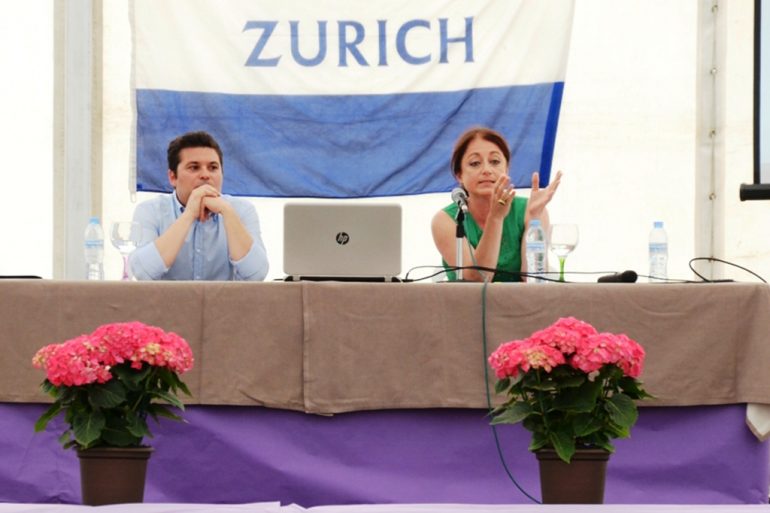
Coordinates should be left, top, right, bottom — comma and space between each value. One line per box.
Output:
450, 127, 511, 178
167, 131, 224, 176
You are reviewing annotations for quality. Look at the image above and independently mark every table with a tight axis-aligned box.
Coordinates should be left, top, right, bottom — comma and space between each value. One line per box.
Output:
1, 280, 768, 504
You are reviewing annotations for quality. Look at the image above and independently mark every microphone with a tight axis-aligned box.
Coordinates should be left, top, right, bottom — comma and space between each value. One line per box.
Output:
597, 270, 638, 283
451, 188, 469, 212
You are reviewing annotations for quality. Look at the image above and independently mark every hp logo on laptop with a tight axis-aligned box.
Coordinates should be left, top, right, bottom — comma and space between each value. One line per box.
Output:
335, 232, 350, 245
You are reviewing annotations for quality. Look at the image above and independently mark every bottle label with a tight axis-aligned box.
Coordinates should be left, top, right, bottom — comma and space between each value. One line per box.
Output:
527, 242, 545, 252
649, 243, 667, 253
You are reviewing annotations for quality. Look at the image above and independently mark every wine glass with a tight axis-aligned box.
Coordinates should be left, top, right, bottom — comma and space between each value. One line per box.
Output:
110, 222, 142, 281
548, 224, 579, 282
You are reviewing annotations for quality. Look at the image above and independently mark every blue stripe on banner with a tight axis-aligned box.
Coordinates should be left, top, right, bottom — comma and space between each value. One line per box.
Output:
136, 83, 564, 198
537, 82, 564, 187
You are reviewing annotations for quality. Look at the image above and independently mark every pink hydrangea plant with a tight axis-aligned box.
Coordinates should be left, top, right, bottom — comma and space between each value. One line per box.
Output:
489, 317, 651, 463
33, 321, 193, 386
32, 322, 194, 450
490, 317, 644, 379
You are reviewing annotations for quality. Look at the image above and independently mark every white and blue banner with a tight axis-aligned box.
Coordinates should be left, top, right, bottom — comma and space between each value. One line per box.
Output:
132, 0, 574, 198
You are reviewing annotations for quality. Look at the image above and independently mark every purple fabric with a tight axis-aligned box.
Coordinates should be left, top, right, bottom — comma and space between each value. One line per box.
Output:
1, 403, 767, 505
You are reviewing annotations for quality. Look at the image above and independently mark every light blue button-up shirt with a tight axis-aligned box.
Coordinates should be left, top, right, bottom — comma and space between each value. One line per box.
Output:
129, 193, 269, 281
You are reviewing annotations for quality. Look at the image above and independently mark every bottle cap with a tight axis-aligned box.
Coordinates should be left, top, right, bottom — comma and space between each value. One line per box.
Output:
530, 219, 541, 227
654, 221, 663, 229
89, 216, 100, 224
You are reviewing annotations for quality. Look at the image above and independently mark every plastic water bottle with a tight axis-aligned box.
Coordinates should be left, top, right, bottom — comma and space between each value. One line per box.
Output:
526, 219, 547, 283
648, 221, 668, 282
84, 217, 104, 280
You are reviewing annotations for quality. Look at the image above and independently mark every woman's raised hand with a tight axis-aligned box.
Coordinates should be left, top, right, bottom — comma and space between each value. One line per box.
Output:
489, 174, 515, 217
526, 170, 562, 219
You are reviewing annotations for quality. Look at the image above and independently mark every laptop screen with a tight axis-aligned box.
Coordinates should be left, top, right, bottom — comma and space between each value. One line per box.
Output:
283, 203, 402, 279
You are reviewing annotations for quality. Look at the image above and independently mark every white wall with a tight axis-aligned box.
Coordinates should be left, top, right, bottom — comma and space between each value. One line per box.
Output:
722, 0, 769, 282
550, 1, 699, 281
7, 1, 770, 284
0, 3, 53, 278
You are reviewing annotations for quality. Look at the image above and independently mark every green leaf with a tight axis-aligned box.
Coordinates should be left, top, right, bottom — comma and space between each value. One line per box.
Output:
605, 393, 638, 430
490, 402, 532, 425
489, 403, 512, 417
58, 430, 72, 447
176, 380, 192, 397
157, 367, 182, 388
522, 415, 544, 433
150, 389, 185, 410
618, 377, 654, 400
113, 364, 151, 390
88, 380, 127, 408
595, 439, 616, 453
527, 380, 557, 391
73, 410, 106, 447
599, 364, 623, 381
494, 378, 511, 394
607, 422, 631, 438
556, 374, 586, 389
147, 404, 184, 423
40, 380, 56, 396
101, 426, 143, 447
162, 370, 192, 396
549, 429, 576, 463
528, 431, 549, 452
63, 406, 75, 425
572, 413, 602, 437
520, 372, 541, 388
553, 379, 602, 413
103, 411, 148, 443
56, 386, 78, 403
34, 402, 63, 432
124, 411, 150, 438
154, 369, 192, 397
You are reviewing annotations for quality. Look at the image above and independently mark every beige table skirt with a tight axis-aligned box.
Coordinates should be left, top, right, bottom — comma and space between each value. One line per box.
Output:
2, 280, 769, 414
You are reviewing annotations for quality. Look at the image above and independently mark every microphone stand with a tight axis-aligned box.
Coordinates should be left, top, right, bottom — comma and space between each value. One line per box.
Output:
455, 208, 466, 281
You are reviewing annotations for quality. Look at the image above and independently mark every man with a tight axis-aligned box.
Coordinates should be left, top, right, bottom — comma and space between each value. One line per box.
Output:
129, 131, 269, 280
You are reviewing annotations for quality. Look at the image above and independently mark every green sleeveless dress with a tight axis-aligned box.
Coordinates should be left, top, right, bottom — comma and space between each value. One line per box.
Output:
441, 196, 528, 282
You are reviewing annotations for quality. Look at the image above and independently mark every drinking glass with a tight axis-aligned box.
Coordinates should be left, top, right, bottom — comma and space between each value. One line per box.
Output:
548, 224, 579, 282
110, 222, 142, 281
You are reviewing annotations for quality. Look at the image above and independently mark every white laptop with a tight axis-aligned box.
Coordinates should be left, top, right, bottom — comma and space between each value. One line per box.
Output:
283, 203, 402, 281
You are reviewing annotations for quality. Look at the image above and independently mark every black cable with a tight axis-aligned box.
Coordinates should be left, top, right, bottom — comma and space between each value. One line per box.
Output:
405, 264, 640, 283
402, 266, 457, 282
479, 277, 541, 504
634, 274, 695, 283
405, 264, 572, 283
688, 257, 767, 283
405, 264, 637, 284
459, 220, 540, 503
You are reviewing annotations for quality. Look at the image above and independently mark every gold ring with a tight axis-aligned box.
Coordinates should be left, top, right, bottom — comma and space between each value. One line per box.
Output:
497, 199, 507, 206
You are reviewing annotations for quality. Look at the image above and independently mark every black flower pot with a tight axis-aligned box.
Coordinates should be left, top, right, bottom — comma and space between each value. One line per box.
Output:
535, 447, 610, 504
77, 446, 153, 505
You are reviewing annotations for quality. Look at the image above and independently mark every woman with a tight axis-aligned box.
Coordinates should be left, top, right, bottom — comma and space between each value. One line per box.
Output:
431, 127, 562, 282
